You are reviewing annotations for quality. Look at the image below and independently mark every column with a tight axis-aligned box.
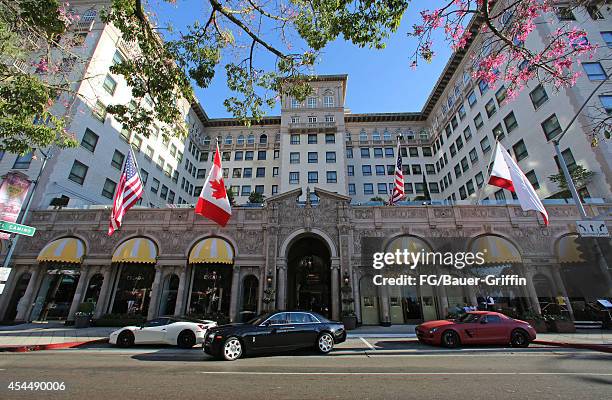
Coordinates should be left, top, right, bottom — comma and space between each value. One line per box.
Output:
466, 285, 478, 308
0, 266, 23, 320
15, 267, 41, 321
276, 258, 287, 310
229, 265, 241, 322
67, 267, 91, 321
378, 284, 390, 326
352, 269, 361, 321
331, 258, 340, 320
94, 265, 113, 318
146, 266, 163, 320
524, 269, 541, 314
174, 267, 187, 316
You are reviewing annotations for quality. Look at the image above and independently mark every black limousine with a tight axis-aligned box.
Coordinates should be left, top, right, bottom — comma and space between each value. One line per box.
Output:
203, 311, 346, 360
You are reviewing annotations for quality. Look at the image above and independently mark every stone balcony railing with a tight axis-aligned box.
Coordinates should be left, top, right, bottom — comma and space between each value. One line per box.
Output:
288, 122, 336, 133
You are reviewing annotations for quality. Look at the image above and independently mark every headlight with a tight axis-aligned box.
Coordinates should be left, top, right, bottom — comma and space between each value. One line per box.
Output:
429, 328, 438, 334
207, 332, 216, 340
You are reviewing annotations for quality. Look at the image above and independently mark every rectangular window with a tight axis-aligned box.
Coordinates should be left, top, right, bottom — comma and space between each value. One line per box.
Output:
461, 157, 469, 172
466, 179, 475, 195
387, 164, 394, 175
274, 149, 279, 159
474, 113, 484, 130
525, 170, 540, 189
241, 186, 251, 196
360, 148, 370, 158
81, 128, 99, 152
168, 190, 175, 203
494, 189, 506, 200
289, 172, 299, 184
450, 143, 457, 157
101, 178, 116, 199
373, 148, 383, 158
475, 172, 484, 188
485, 99, 497, 117
459, 186, 467, 200
235, 151, 243, 161
480, 136, 491, 153
324, 95, 334, 108
426, 164, 435, 175
412, 164, 422, 175
375, 165, 385, 176
512, 140, 528, 162
111, 150, 125, 170
326, 171, 337, 183
463, 126, 472, 142
171, 170, 178, 183
455, 136, 464, 151
257, 150, 266, 160
307, 97, 317, 108
325, 133, 335, 144
409, 147, 419, 157
151, 179, 160, 194
556, 7, 575, 21
325, 115, 335, 122
347, 165, 354, 176
156, 156, 165, 170
601, 31, 612, 47
348, 184, 356, 195
467, 91, 477, 108
290, 152, 300, 164
469, 147, 478, 163
422, 147, 432, 157
256, 167, 265, 178
326, 151, 336, 163
600, 95, 612, 114
272, 185, 278, 195
244, 151, 254, 161
92, 100, 107, 122
385, 147, 395, 157
160, 185, 168, 200
255, 185, 264, 194
346, 148, 353, 159
290, 134, 300, 144
112, 50, 126, 65
554, 148, 577, 170
232, 168, 242, 178
140, 169, 149, 185
363, 183, 374, 195
541, 114, 562, 140
272, 167, 279, 177
530, 85, 548, 109
243, 168, 252, 178
308, 171, 318, 183
492, 123, 505, 140
478, 79, 489, 95
583, 62, 606, 80
495, 86, 507, 104
458, 105, 466, 120
308, 134, 318, 144
68, 160, 88, 185
103, 74, 117, 95
362, 165, 372, 176
503, 112, 518, 133
377, 183, 387, 194
12, 152, 33, 169
586, 5, 603, 20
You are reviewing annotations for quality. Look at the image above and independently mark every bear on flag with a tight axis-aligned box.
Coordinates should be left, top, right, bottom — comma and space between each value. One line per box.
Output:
195, 143, 232, 226
488, 142, 549, 225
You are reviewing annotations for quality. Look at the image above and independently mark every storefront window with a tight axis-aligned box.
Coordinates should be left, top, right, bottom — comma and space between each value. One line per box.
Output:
31, 266, 80, 321
111, 264, 155, 316
188, 265, 232, 319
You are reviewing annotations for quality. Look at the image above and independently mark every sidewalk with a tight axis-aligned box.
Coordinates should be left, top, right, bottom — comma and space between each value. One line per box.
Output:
0, 322, 115, 351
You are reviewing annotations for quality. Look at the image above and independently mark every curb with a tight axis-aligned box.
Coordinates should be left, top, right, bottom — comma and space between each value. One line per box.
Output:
533, 340, 612, 354
0, 338, 108, 353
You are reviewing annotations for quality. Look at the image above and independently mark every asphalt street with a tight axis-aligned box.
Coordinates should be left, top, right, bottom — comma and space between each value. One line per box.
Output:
1, 338, 610, 400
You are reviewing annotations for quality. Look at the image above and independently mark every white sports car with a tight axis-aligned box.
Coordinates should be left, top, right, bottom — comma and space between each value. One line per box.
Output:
109, 317, 216, 348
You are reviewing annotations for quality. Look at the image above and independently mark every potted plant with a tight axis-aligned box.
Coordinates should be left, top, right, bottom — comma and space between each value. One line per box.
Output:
74, 302, 95, 328
521, 312, 548, 333
262, 288, 275, 311
341, 310, 357, 330
544, 314, 576, 333
340, 284, 357, 329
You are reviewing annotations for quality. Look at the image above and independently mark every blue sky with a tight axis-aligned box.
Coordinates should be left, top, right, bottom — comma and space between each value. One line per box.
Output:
150, 0, 453, 118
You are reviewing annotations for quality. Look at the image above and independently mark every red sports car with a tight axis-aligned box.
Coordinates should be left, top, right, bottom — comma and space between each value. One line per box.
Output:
415, 311, 536, 348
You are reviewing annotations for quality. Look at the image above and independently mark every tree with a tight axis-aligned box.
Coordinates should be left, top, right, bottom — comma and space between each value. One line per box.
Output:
369, 196, 386, 202
248, 191, 265, 204
2, 0, 603, 155
549, 164, 595, 191
226, 186, 236, 206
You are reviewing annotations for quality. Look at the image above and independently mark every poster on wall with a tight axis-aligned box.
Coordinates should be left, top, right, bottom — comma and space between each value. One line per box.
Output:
0, 172, 32, 240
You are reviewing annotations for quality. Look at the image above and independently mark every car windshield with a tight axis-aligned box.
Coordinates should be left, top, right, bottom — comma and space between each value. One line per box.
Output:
456, 313, 481, 323
247, 313, 273, 325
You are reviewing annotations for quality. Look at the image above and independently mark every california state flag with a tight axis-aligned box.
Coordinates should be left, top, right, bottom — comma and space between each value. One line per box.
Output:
489, 142, 549, 225
195, 144, 232, 226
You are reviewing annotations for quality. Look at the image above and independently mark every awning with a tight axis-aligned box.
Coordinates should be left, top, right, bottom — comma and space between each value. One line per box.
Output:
470, 236, 521, 264
112, 238, 157, 264
189, 237, 234, 264
386, 236, 432, 254
37, 237, 85, 264
556, 235, 587, 263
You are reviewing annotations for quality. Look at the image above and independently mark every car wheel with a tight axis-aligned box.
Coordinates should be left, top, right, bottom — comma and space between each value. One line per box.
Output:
317, 332, 334, 354
510, 329, 529, 348
222, 337, 243, 361
177, 330, 196, 349
117, 330, 134, 348
441, 330, 460, 348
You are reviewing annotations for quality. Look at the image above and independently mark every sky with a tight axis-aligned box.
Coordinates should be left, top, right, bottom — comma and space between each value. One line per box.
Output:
149, 0, 453, 118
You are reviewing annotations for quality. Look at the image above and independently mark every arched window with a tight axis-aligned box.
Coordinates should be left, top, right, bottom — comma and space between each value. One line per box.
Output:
225, 135, 233, 145
247, 134, 255, 144
383, 129, 391, 141
203, 136, 211, 145
359, 129, 368, 142
372, 130, 381, 142
237, 135, 245, 145
259, 134, 267, 144
323, 91, 334, 107
82, 9, 97, 22
216, 135, 223, 144
345, 131, 352, 142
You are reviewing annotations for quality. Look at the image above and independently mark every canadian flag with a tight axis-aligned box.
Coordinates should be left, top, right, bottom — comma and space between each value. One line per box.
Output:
489, 142, 549, 225
195, 143, 232, 226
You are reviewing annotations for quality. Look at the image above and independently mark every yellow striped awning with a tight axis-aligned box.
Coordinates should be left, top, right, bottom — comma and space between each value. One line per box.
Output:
189, 237, 234, 264
112, 238, 157, 264
37, 238, 85, 264
470, 236, 522, 264
556, 235, 587, 264
386, 236, 432, 254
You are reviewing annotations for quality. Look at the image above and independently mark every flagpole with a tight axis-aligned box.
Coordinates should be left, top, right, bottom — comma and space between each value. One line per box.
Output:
128, 145, 154, 208
475, 138, 499, 205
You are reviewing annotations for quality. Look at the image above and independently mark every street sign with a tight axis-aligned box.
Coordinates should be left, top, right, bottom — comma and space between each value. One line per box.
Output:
0, 220, 36, 237
576, 220, 609, 238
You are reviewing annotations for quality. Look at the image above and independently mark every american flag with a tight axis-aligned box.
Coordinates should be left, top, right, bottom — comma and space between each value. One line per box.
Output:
389, 137, 405, 204
108, 150, 143, 236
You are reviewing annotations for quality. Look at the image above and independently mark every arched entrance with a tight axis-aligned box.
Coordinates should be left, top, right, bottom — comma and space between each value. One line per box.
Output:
5, 272, 31, 321
109, 237, 158, 317
240, 275, 259, 322
158, 274, 179, 316
287, 236, 331, 318
187, 237, 234, 321
31, 237, 85, 321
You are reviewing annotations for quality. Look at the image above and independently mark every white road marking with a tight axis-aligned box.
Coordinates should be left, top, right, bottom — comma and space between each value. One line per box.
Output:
359, 337, 376, 350
197, 371, 612, 376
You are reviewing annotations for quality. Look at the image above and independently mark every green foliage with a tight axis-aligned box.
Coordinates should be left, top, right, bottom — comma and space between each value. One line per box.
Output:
369, 196, 386, 202
248, 191, 265, 204
226, 186, 236, 206
548, 165, 595, 191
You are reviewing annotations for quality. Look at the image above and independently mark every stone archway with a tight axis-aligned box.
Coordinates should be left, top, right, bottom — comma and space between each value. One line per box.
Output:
279, 229, 339, 319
